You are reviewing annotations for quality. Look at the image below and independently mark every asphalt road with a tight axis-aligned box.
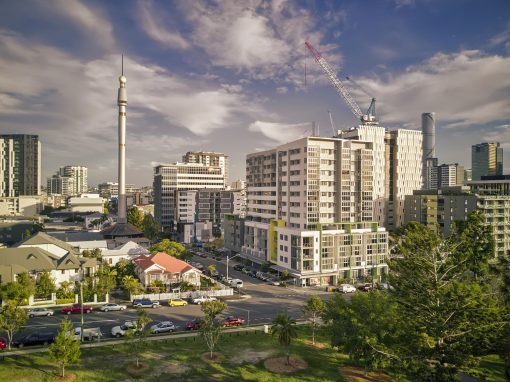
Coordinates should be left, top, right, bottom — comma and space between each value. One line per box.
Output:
6, 253, 334, 344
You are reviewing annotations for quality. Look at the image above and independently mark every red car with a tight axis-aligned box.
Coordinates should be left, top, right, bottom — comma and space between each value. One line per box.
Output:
61, 304, 93, 315
223, 316, 245, 327
0, 337, 7, 350
185, 319, 203, 331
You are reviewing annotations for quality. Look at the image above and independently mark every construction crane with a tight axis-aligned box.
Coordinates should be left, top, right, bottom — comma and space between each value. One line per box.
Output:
305, 41, 378, 125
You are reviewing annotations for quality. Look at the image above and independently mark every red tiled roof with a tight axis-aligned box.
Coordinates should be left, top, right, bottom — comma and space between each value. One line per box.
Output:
134, 252, 193, 274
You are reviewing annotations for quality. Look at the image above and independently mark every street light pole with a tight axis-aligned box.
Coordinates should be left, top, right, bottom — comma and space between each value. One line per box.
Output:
80, 261, 85, 342
226, 253, 242, 282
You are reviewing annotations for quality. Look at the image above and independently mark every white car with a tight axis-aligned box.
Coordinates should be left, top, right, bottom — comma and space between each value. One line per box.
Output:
150, 321, 176, 334
74, 327, 102, 341
111, 321, 137, 338
100, 303, 127, 312
338, 284, 357, 293
27, 308, 54, 318
192, 296, 217, 305
229, 279, 244, 288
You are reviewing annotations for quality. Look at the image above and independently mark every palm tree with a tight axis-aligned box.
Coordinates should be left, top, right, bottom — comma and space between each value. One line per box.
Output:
271, 313, 298, 365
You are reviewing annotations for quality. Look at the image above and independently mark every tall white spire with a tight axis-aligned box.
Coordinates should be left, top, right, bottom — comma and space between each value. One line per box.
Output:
117, 55, 127, 224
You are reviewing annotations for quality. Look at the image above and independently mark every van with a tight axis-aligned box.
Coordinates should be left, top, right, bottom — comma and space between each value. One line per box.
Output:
230, 279, 244, 288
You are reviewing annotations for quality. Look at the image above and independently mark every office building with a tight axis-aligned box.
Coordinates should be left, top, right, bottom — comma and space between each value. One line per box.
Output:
47, 174, 75, 196
153, 163, 226, 229
225, 136, 389, 286
472, 142, 503, 181
404, 186, 478, 236
0, 134, 41, 196
182, 151, 229, 187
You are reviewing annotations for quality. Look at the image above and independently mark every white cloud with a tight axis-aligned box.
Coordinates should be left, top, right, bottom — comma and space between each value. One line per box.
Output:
138, 1, 190, 49
45, 0, 115, 50
350, 50, 510, 129
181, 0, 342, 86
249, 120, 310, 143
0, 30, 251, 183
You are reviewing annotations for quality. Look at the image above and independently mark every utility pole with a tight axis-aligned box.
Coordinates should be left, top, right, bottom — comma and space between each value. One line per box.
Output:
80, 261, 85, 342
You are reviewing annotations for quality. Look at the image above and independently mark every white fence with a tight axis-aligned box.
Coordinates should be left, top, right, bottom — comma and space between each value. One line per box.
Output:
132, 288, 234, 301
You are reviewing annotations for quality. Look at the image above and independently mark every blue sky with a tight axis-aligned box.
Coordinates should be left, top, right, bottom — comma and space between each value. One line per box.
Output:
1, 0, 509, 186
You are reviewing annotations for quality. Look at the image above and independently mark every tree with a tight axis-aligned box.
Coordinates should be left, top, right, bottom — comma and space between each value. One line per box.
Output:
0, 301, 28, 349
82, 248, 101, 258
388, 222, 506, 380
0, 272, 35, 305
49, 318, 81, 378
122, 275, 143, 296
150, 239, 185, 258
451, 211, 495, 281
127, 206, 144, 230
114, 259, 137, 285
271, 313, 298, 365
125, 308, 151, 368
201, 300, 227, 320
24, 228, 31, 238
142, 214, 160, 242
302, 295, 325, 345
36, 270, 57, 299
201, 316, 222, 360
56, 281, 74, 299
93, 265, 117, 299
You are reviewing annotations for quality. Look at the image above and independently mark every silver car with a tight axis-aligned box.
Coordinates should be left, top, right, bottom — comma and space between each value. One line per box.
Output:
150, 321, 176, 334
99, 303, 127, 312
27, 308, 54, 318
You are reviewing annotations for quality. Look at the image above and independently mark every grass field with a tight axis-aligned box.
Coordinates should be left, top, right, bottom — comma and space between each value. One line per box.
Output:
0, 328, 506, 382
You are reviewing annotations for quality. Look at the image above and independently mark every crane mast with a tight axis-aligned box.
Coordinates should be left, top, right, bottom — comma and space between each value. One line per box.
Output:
305, 41, 377, 125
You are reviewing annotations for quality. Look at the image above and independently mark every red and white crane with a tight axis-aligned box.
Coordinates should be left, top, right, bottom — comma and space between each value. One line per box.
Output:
305, 41, 377, 125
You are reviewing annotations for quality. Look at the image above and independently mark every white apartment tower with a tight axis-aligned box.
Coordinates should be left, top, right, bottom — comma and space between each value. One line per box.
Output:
340, 126, 423, 230
238, 136, 389, 286
153, 163, 226, 229
182, 151, 229, 187
59, 166, 88, 195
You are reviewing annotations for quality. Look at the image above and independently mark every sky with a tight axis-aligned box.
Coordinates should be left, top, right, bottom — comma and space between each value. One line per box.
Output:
1, 0, 509, 187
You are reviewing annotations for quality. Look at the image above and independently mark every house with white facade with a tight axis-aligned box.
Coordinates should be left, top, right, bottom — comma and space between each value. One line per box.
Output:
102, 241, 150, 266
133, 252, 201, 288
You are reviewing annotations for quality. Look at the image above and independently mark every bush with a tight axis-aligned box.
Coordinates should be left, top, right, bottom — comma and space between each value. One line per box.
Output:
56, 298, 74, 305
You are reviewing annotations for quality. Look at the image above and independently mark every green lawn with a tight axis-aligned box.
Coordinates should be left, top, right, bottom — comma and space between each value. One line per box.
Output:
0, 328, 506, 382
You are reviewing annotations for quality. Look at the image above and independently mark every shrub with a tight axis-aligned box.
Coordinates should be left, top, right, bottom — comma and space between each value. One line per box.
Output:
56, 298, 74, 305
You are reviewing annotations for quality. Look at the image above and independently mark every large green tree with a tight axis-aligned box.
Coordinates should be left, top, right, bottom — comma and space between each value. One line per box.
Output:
201, 300, 227, 320
326, 221, 506, 381
0, 301, 28, 349
35, 270, 57, 299
49, 318, 81, 378
127, 206, 144, 230
122, 275, 143, 296
271, 313, 298, 365
150, 239, 185, 258
0, 272, 35, 305
114, 259, 137, 285
93, 264, 117, 299
142, 214, 160, 242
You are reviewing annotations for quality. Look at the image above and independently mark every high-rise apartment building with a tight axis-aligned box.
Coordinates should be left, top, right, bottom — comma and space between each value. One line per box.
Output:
472, 142, 503, 181
182, 151, 229, 187
153, 163, 226, 229
225, 136, 389, 286
59, 166, 88, 194
47, 174, 75, 196
0, 134, 41, 196
423, 162, 464, 190
340, 126, 423, 230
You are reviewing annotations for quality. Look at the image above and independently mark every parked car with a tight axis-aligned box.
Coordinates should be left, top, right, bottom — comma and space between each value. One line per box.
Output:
247, 271, 257, 278
27, 307, 54, 318
230, 279, 244, 288
168, 298, 188, 307
99, 303, 127, 312
0, 337, 7, 350
13, 332, 55, 348
132, 299, 160, 308
185, 318, 203, 331
357, 283, 373, 292
61, 304, 92, 315
241, 267, 250, 274
199, 252, 207, 258
223, 316, 245, 327
150, 321, 176, 334
233, 264, 244, 271
192, 295, 217, 305
337, 284, 357, 294
111, 321, 137, 337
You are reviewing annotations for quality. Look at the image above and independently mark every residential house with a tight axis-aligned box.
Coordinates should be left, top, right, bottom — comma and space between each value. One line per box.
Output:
133, 252, 201, 288
102, 241, 150, 266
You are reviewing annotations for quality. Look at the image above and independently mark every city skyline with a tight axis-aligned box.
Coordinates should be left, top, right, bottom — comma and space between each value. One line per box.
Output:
1, 0, 509, 186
